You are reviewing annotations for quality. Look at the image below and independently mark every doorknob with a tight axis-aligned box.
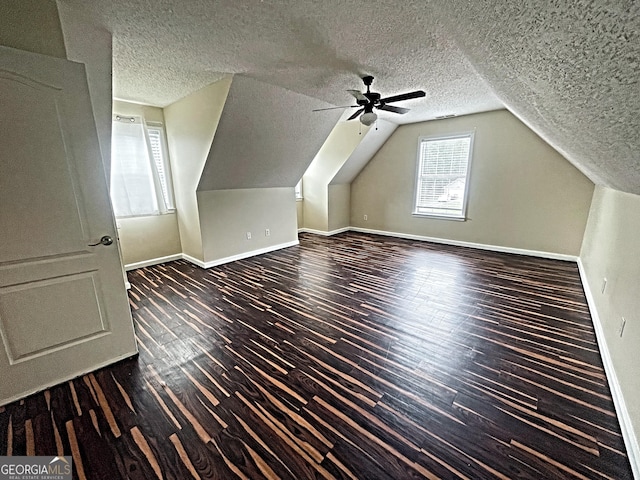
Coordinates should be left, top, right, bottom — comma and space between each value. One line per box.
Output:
88, 235, 113, 246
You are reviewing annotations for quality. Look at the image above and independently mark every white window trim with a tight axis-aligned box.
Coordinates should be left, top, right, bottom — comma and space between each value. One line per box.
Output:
295, 179, 303, 201
110, 115, 176, 218
412, 131, 475, 221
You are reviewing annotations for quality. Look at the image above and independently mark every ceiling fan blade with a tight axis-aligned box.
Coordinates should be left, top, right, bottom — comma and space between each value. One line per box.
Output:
347, 89, 368, 102
379, 90, 426, 104
312, 105, 358, 112
378, 104, 409, 114
347, 108, 364, 121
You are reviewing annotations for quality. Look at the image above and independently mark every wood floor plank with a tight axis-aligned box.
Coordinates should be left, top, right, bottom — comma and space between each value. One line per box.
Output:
0, 232, 633, 479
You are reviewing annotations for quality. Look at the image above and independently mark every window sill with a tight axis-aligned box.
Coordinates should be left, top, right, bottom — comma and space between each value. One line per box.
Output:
412, 212, 467, 222
115, 210, 176, 219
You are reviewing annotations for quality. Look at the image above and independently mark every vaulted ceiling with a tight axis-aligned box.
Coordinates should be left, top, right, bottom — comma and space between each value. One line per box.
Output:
58, 0, 640, 194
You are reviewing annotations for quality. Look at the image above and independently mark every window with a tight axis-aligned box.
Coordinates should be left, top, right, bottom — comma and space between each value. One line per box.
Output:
295, 179, 303, 200
146, 126, 174, 210
110, 115, 175, 217
413, 133, 474, 219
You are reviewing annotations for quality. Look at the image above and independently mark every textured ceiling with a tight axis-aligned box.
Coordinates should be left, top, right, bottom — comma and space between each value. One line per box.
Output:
57, 0, 640, 194
433, 1, 640, 194
55, 0, 501, 118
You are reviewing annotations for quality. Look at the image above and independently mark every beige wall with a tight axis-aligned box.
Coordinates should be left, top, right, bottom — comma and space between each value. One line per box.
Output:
164, 77, 232, 261
113, 99, 164, 123
351, 110, 594, 256
328, 184, 350, 232
302, 175, 328, 231
296, 199, 304, 229
117, 214, 182, 266
198, 188, 298, 263
58, 4, 113, 177
112, 100, 182, 266
580, 186, 640, 462
302, 121, 370, 232
0, 0, 66, 58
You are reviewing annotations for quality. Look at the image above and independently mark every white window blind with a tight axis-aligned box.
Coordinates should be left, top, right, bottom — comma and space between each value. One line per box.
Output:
414, 134, 473, 219
110, 116, 174, 217
146, 126, 175, 211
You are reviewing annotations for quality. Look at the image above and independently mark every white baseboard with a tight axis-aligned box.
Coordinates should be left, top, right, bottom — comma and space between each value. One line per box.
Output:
181, 253, 207, 269
298, 227, 350, 236
126, 241, 301, 271
129, 229, 575, 267
124, 253, 183, 271
199, 240, 299, 268
577, 259, 640, 479
338, 226, 578, 262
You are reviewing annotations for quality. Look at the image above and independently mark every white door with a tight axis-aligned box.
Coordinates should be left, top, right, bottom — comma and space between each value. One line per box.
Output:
0, 46, 138, 404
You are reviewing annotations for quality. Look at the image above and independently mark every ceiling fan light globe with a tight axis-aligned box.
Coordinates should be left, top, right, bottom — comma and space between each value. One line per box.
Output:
360, 112, 377, 126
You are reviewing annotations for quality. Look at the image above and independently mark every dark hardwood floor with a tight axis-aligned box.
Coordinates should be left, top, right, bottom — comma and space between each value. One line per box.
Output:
0, 232, 633, 479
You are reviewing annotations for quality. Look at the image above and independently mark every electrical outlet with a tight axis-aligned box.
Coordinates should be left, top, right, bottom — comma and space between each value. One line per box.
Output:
619, 317, 626, 337
265, 228, 270, 237
246, 232, 251, 240
364, 214, 368, 221
601, 278, 607, 294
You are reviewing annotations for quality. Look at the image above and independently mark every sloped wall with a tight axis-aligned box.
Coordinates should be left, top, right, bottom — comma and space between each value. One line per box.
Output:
164, 77, 232, 262
58, 3, 113, 177
198, 75, 342, 191
194, 75, 341, 264
351, 110, 594, 256
302, 120, 371, 232
330, 120, 398, 185
1, 0, 65, 58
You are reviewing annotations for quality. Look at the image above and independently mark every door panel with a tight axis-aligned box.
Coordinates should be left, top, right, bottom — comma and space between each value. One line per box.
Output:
0, 71, 87, 262
0, 272, 107, 362
0, 46, 138, 404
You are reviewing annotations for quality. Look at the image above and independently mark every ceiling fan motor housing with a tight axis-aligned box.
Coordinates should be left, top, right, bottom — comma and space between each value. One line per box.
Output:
362, 75, 375, 87
365, 92, 381, 103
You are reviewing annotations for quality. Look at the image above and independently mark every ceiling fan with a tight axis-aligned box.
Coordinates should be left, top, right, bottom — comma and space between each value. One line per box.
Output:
314, 76, 426, 126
